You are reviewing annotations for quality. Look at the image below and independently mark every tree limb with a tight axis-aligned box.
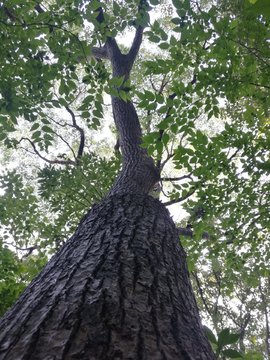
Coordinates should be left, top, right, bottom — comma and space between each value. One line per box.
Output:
160, 153, 175, 172
163, 188, 196, 206
34, 2, 45, 14
191, 270, 212, 316
157, 92, 177, 169
65, 105, 85, 159
5, 242, 38, 261
162, 173, 193, 182
52, 130, 77, 161
176, 227, 210, 240
91, 46, 109, 60
19, 138, 77, 166
127, 26, 144, 65
259, 279, 270, 358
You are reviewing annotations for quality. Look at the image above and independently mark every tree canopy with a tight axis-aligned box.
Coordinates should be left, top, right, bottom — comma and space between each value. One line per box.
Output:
0, 0, 270, 358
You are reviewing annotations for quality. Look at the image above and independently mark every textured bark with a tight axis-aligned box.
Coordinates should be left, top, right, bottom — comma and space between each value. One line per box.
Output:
107, 97, 160, 196
0, 194, 216, 360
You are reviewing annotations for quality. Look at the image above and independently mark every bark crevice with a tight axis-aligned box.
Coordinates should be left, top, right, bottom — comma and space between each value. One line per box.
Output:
0, 194, 216, 359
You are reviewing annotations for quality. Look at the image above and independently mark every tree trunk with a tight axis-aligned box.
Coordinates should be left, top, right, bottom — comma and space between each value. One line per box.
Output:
0, 9, 217, 359
0, 194, 216, 359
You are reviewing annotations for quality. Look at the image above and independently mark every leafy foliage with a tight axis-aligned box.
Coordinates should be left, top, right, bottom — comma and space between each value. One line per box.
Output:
37, 152, 121, 225
0, 0, 270, 357
0, 154, 120, 313
204, 326, 242, 359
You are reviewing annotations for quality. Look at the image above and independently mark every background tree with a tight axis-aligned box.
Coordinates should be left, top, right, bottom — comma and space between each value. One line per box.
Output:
0, 0, 269, 358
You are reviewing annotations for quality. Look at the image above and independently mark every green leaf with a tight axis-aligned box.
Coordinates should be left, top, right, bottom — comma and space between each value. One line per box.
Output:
149, 132, 160, 139
81, 111, 91, 118
149, 35, 160, 43
246, 0, 270, 20
51, 101, 60, 108
32, 130, 41, 139
230, 18, 239, 29
208, 110, 214, 119
162, 133, 170, 146
59, 80, 65, 95
167, 97, 173, 107
115, 76, 125, 88
113, 1, 120, 15
120, 8, 128, 16
93, 110, 103, 118
203, 326, 217, 345
58, 98, 68, 106
119, 90, 127, 102
0, 133, 6, 141
170, 35, 177, 46
156, 94, 164, 104
146, 102, 157, 111
83, 95, 94, 104
221, 349, 243, 358
159, 42, 170, 50
177, 9, 186, 17
172, 0, 183, 9
172, 18, 182, 25
157, 121, 168, 130
42, 126, 54, 133
173, 27, 183, 33
96, 93, 103, 103
158, 106, 168, 114
106, 87, 119, 98
218, 328, 230, 349
226, 333, 241, 345
144, 91, 155, 101
147, 145, 155, 156
183, 0, 190, 10
156, 140, 163, 154
160, 30, 168, 41
30, 123, 40, 131
171, 123, 178, 133
108, 76, 125, 88
188, 260, 195, 271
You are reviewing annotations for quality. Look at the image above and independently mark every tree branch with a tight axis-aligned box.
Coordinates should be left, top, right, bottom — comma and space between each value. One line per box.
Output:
127, 26, 144, 65
191, 270, 212, 316
156, 92, 177, 170
37, 100, 85, 161
19, 138, 77, 166
162, 173, 193, 182
5, 242, 38, 261
52, 130, 77, 160
245, 81, 270, 90
259, 279, 270, 358
34, 2, 45, 14
91, 46, 109, 60
65, 105, 85, 159
163, 188, 196, 206
160, 152, 175, 171
176, 227, 210, 239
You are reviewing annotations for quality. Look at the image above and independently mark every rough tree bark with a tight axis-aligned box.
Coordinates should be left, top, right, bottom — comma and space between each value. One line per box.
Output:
0, 195, 215, 360
0, 6, 216, 360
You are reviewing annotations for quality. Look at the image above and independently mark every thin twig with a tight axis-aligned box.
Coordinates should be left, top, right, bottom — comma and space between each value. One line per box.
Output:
191, 270, 212, 316
163, 188, 196, 206
162, 173, 193, 182
19, 137, 77, 165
